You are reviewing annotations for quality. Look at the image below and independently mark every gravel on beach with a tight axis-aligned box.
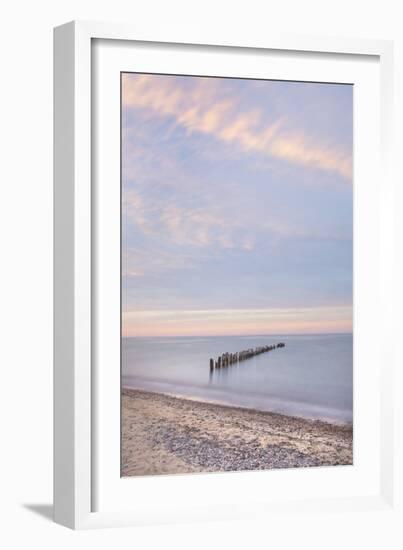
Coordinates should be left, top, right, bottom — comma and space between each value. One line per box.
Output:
121, 388, 353, 477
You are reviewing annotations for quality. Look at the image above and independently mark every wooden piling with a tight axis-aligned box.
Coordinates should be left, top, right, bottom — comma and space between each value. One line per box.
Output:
209, 341, 285, 370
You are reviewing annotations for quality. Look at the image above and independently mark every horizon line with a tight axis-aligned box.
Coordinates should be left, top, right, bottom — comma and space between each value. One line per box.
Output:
122, 331, 353, 339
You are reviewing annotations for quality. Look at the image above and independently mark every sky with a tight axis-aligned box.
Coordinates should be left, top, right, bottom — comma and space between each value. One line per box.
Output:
121, 73, 353, 337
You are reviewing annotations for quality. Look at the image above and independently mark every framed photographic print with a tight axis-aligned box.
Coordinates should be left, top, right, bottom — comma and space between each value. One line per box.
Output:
54, 21, 395, 529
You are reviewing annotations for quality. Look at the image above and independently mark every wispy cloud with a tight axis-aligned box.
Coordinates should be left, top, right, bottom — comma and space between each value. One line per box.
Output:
122, 306, 353, 337
122, 246, 198, 278
122, 74, 352, 180
123, 188, 256, 251
123, 186, 349, 259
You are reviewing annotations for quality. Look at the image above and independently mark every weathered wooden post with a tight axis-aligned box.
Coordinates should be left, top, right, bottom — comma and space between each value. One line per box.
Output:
209, 342, 287, 370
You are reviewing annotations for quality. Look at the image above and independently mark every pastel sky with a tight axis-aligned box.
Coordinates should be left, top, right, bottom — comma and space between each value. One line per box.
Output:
121, 73, 353, 337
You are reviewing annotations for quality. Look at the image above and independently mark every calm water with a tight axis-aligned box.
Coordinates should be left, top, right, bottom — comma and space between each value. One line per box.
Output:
122, 334, 353, 424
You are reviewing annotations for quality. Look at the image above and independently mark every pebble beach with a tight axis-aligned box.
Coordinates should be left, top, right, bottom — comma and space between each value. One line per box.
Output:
121, 388, 353, 477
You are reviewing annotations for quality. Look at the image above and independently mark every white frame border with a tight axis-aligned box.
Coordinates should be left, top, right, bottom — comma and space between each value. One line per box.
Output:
54, 20, 395, 529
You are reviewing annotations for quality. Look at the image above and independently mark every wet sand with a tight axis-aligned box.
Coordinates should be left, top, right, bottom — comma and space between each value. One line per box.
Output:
122, 388, 353, 477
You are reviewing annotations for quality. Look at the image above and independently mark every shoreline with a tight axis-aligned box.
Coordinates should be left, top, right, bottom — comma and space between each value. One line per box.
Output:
122, 388, 353, 477
122, 385, 352, 427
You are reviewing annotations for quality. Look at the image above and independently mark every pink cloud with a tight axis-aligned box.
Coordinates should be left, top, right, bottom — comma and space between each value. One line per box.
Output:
122, 306, 352, 337
122, 74, 352, 180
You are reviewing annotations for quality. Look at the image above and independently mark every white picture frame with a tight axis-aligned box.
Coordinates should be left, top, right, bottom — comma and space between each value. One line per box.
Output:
54, 20, 395, 530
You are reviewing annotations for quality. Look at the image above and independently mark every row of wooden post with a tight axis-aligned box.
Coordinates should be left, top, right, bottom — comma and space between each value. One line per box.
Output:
210, 342, 285, 371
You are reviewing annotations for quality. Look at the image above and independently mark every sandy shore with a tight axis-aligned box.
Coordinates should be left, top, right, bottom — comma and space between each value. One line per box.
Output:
122, 389, 353, 477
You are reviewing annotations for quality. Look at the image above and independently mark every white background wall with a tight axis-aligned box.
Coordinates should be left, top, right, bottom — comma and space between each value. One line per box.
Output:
0, 0, 402, 548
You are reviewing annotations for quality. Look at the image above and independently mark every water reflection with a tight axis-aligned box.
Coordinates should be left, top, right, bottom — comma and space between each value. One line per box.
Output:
208, 357, 248, 384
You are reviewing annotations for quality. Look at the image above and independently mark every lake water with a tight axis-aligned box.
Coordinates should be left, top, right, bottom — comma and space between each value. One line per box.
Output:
122, 333, 353, 424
